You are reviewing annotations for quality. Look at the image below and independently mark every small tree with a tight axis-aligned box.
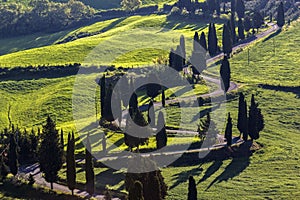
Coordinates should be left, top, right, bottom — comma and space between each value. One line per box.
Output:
197, 113, 210, 141
60, 129, 64, 151
188, 176, 197, 200
121, 0, 142, 11
8, 134, 18, 176
147, 100, 155, 127
222, 23, 232, 56
0, 157, 9, 181
225, 113, 233, 146
161, 89, 166, 107
252, 11, 264, 31
67, 132, 76, 195
235, 0, 245, 19
100, 75, 106, 118
277, 2, 285, 28
200, 32, 207, 52
220, 56, 231, 93
156, 112, 167, 149
208, 23, 218, 56
85, 134, 95, 196
39, 116, 63, 190
237, 93, 248, 140
244, 16, 252, 34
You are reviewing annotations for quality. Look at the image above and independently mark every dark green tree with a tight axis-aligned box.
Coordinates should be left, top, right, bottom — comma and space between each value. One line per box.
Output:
161, 89, 166, 107
188, 176, 197, 200
85, 134, 95, 196
252, 11, 264, 31
147, 100, 155, 127
216, 0, 221, 15
277, 2, 285, 28
156, 111, 167, 149
237, 93, 248, 140
103, 84, 115, 124
207, 0, 216, 14
0, 157, 9, 181
39, 116, 63, 190
244, 16, 252, 33
222, 23, 232, 56
230, 13, 237, 44
174, 45, 184, 71
248, 95, 264, 140
193, 32, 200, 52
8, 134, 18, 176
146, 74, 161, 100
231, 0, 236, 14
208, 23, 218, 56
200, 32, 207, 52
238, 18, 245, 40
129, 181, 144, 200
168, 48, 175, 69
220, 56, 231, 93
235, 0, 245, 19
67, 132, 76, 195
60, 129, 64, 151
197, 112, 211, 141
225, 113, 233, 146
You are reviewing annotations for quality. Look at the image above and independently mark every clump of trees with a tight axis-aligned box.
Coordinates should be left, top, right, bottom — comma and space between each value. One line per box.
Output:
0, 0, 95, 37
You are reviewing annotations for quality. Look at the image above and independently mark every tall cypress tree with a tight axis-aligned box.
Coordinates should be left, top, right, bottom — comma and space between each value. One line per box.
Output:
60, 129, 64, 151
238, 18, 245, 40
161, 89, 166, 108
222, 23, 232, 56
39, 116, 63, 190
100, 75, 106, 118
8, 133, 18, 176
200, 32, 207, 52
188, 176, 197, 200
168, 48, 175, 69
85, 134, 95, 196
244, 16, 252, 33
67, 132, 76, 195
220, 56, 231, 93
193, 32, 200, 52
208, 23, 218, 56
156, 111, 167, 149
147, 100, 155, 127
235, 0, 245, 19
248, 95, 264, 140
237, 93, 248, 140
231, 0, 236, 14
277, 2, 285, 28
225, 113, 233, 146
230, 13, 237, 44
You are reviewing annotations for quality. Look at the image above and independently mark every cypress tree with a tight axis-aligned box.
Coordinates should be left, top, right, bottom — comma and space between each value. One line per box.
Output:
222, 23, 232, 56
237, 93, 248, 139
225, 113, 233, 146
188, 176, 197, 200
85, 134, 95, 196
238, 18, 245, 40
235, 0, 245, 19
0, 157, 9, 181
174, 45, 184, 71
230, 13, 237, 44
147, 100, 155, 127
156, 111, 167, 149
197, 113, 210, 141
231, 0, 236, 14
252, 11, 264, 31
200, 32, 207, 52
129, 181, 144, 200
67, 132, 76, 195
100, 75, 106, 118
220, 56, 231, 93
60, 129, 64, 150
208, 23, 218, 56
216, 0, 221, 16
39, 116, 63, 190
193, 32, 200, 52
277, 2, 285, 28
103, 84, 115, 124
168, 48, 175, 69
244, 16, 252, 33
161, 89, 166, 107
248, 95, 265, 140
8, 134, 18, 176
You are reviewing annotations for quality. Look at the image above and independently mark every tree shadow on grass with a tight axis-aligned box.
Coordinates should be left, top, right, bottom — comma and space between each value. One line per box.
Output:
95, 168, 124, 190
169, 166, 203, 190
205, 156, 250, 190
198, 160, 223, 184
262, 29, 281, 42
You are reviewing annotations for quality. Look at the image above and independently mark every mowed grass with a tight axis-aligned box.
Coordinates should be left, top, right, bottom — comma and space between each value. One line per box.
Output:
0, 14, 224, 67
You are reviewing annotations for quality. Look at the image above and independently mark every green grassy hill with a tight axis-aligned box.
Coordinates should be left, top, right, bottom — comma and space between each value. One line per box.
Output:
0, 14, 224, 67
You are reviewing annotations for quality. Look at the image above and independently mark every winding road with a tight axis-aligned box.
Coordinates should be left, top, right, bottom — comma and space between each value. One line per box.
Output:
19, 22, 279, 200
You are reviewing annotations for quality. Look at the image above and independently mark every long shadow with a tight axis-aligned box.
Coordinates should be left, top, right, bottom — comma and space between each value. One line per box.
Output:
262, 29, 282, 42
206, 156, 250, 190
100, 17, 126, 33
106, 137, 124, 152
95, 168, 124, 189
259, 84, 300, 98
169, 166, 203, 190
198, 160, 223, 184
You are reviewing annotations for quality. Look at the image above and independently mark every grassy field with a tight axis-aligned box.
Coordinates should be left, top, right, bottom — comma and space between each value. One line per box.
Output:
0, 14, 224, 68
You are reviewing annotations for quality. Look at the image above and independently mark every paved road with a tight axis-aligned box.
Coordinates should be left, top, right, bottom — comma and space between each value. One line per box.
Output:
19, 22, 279, 199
